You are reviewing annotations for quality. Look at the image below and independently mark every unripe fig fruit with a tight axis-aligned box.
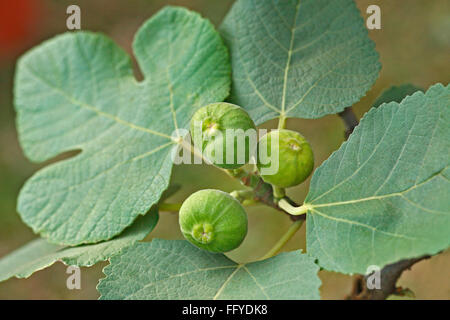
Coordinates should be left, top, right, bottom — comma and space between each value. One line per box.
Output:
179, 189, 248, 253
257, 129, 314, 188
190, 103, 256, 169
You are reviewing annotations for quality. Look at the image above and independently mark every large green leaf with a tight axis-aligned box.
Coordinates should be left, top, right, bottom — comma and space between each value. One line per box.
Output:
97, 240, 321, 300
305, 83, 450, 274
220, 0, 380, 124
14, 7, 230, 245
0, 208, 158, 282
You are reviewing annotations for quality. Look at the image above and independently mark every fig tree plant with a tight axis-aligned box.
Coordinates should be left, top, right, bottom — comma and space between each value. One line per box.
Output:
0, 0, 448, 300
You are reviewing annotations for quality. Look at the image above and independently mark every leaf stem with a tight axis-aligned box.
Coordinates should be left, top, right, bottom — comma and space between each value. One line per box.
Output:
224, 168, 245, 178
278, 199, 311, 216
180, 141, 245, 179
230, 189, 254, 202
272, 185, 286, 199
260, 220, 304, 260
277, 114, 286, 129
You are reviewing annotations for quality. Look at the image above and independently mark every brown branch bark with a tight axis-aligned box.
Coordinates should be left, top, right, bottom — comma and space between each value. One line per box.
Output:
347, 255, 431, 300
338, 107, 359, 139
230, 169, 305, 221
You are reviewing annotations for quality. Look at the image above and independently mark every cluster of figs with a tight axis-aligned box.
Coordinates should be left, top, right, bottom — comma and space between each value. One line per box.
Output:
179, 103, 314, 253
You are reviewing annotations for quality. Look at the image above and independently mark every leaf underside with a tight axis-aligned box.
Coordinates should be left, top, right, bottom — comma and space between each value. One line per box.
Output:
220, 0, 381, 124
97, 239, 321, 300
14, 6, 230, 245
306, 83, 450, 274
0, 208, 158, 282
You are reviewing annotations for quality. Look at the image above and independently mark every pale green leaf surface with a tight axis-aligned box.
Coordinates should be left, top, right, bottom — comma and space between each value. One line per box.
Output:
0, 208, 158, 282
372, 84, 423, 108
305, 83, 450, 274
14, 7, 230, 245
220, 0, 380, 124
97, 239, 321, 300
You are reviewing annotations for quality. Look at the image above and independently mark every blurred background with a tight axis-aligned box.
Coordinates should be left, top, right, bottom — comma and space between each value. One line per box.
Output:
0, 0, 449, 299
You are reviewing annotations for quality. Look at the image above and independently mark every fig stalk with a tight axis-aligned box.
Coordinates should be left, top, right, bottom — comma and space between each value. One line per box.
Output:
278, 199, 311, 216
260, 220, 304, 260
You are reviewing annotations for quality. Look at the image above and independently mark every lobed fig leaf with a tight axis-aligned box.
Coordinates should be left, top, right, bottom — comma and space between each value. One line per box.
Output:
220, 0, 381, 123
13, 7, 230, 245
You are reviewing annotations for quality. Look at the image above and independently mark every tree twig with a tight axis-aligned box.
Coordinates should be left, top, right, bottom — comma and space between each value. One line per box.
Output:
229, 169, 305, 222
338, 107, 359, 139
347, 255, 431, 300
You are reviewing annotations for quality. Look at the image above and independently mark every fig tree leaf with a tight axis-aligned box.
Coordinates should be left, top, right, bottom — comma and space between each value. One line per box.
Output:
372, 84, 423, 108
97, 240, 321, 300
220, 0, 380, 124
305, 83, 450, 274
0, 208, 158, 282
14, 6, 230, 245
0, 183, 176, 282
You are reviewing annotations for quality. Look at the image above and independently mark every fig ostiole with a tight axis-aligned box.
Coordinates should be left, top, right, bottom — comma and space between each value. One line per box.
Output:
179, 189, 248, 253
190, 103, 256, 169
257, 129, 314, 188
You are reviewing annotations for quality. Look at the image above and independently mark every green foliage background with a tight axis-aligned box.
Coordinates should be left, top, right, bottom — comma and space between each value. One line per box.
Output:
0, 0, 449, 299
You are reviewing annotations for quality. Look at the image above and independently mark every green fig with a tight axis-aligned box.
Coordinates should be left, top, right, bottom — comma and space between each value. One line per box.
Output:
179, 189, 248, 253
190, 103, 256, 169
257, 129, 314, 188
